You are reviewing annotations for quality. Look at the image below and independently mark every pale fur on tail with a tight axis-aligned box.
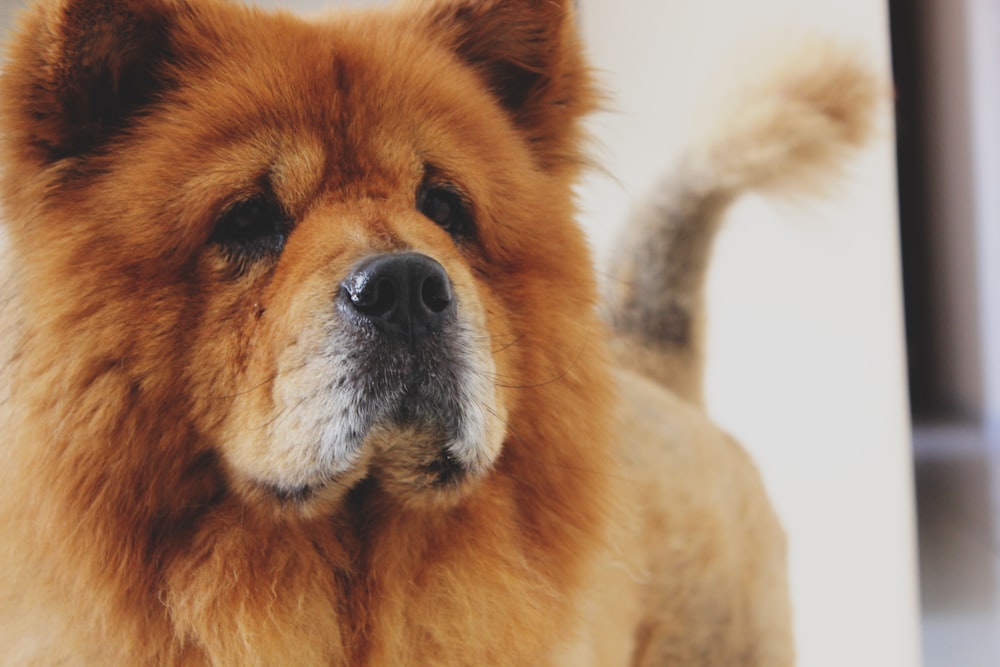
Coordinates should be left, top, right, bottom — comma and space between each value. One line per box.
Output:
605, 38, 881, 405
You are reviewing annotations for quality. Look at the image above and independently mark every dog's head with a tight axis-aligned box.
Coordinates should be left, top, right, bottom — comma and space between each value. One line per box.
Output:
1, 0, 602, 516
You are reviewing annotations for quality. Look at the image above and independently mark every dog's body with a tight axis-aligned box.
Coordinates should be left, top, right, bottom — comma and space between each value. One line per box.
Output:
0, 0, 875, 664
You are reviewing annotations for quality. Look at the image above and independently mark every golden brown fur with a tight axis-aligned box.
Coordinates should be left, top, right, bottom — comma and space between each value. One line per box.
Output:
0, 0, 877, 664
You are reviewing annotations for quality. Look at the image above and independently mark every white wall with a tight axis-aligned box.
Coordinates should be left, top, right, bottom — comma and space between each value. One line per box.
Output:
576, 2, 921, 667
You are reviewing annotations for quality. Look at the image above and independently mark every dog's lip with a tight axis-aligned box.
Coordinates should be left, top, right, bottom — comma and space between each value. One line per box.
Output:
424, 450, 468, 488
259, 473, 348, 503
262, 481, 318, 503
257, 454, 470, 504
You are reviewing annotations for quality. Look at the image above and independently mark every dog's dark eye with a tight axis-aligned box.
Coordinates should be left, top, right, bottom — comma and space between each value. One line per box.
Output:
209, 195, 291, 261
418, 186, 473, 238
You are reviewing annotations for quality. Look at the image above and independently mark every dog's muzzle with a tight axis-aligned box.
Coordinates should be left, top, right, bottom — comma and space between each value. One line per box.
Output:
331, 251, 496, 492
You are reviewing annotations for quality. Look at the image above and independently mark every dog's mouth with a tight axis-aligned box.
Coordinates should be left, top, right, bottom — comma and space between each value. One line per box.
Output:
260, 381, 484, 505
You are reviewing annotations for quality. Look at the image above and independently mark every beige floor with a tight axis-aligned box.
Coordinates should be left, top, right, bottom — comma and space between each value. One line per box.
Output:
915, 422, 1000, 666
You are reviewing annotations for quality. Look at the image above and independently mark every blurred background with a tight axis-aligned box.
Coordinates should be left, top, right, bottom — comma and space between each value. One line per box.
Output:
892, 2, 1000, 665
3, 0, 998, 665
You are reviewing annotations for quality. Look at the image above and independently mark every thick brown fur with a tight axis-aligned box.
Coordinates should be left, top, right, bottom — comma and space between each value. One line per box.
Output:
0, 0, 876, 665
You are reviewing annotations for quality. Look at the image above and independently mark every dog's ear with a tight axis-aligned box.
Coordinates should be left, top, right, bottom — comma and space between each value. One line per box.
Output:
1, 0, 183, 162
420, 0, 597, 168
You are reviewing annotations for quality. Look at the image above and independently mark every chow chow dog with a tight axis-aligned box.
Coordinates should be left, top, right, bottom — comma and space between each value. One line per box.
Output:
0, 0, 876, 664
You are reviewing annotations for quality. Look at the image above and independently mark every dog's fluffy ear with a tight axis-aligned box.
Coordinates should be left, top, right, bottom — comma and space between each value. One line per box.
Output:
1, 0, 182, 162
419, 0, 597, 168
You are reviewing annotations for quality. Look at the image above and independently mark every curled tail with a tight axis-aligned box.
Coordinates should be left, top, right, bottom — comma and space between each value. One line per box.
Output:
604, 38, 882, 405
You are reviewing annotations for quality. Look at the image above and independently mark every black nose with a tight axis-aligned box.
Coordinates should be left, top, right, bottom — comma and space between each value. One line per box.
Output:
340, 253, 455, 339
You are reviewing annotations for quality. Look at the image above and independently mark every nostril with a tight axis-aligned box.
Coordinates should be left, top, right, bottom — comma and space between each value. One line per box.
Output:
353, 276, 398, 317
420, 274, 452, 314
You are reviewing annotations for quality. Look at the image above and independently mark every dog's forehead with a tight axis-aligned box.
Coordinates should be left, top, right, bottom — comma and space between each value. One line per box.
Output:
170, 9, 500, 173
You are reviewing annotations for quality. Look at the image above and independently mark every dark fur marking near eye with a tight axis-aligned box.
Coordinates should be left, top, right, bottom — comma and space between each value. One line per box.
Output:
416, 169, 475, 241
209, 192, 292, 270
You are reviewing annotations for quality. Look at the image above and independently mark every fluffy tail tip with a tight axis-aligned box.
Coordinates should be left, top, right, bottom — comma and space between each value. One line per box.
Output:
693, 36, 884, 198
